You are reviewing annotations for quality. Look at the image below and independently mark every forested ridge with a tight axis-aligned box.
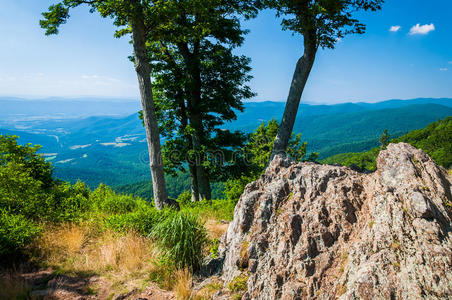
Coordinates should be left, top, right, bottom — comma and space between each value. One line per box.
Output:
322, 117, 452, 171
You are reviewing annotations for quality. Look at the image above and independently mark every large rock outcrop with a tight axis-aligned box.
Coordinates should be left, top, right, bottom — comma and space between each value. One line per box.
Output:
220, 143, 452, 299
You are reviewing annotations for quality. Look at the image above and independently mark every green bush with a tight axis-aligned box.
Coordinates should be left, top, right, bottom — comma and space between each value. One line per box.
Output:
176, 190, 191, 206
181, 198, 235, 221
0, 135, 53, 188
0, 135, 93, 223
99, 194, 137, 214
0, 209, 41, 257
150, 212, 208, 271
50, 181, 92, 222
104, 203, 166, 234
224, 175, 257, 204
0, 153, 51, 220
91, 184, 140, 214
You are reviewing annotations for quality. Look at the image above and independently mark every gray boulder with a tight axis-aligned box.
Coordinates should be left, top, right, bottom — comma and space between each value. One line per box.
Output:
220, 143, 452, 299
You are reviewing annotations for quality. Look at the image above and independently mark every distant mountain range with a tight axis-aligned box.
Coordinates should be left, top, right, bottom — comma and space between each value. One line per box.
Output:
0, 97, 451, 188
0, 97, 141, 121
1, 96, 451, 121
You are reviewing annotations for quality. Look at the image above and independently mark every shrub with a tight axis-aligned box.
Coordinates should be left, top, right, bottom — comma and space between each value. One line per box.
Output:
181, 198, 235, 222
176, 190, 192, 206
150, 212, 208, 271
51, 181, 92, 221
0, 135, 53, 188
0, 158, 50, 219
209, 238, 220, 258
0, 209, 41, 257
99, 194, 137, 214
224, 175, 257, 203
104, 204, 164, 234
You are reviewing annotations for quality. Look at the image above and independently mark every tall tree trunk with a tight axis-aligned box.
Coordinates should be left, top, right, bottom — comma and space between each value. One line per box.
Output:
158, 44, 199, 202
196, 164, 211, 200
130, 16, 169, 210
271, 40, 317, 161
178, 40, 212, 201
189, 165, 200, 202
190, 113, 212, 200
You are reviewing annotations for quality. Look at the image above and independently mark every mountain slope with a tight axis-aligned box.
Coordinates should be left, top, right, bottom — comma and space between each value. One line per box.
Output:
299, 103, 452, 158
322, 116, 452, 170
1, 99, 451, 188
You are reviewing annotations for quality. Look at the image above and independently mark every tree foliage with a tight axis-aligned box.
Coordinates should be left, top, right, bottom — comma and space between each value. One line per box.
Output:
135, 0, 256, 200
40, 0, 173, 208
225, 120, 313, 202
393, 117, 452, 168
262, 0, 383, 158
260, 0, 384, 49
379, 129, 390, 148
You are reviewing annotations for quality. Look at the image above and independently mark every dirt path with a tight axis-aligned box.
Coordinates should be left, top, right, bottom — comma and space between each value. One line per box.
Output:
2, 268, 175, 300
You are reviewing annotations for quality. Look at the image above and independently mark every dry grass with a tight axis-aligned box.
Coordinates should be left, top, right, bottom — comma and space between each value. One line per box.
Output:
204, 219, 228, 240
35, 224, 157, 276
173, 269, 192, 300
37, 223, 87, 257
27, 221, 235, 298
30, 223, 165, 298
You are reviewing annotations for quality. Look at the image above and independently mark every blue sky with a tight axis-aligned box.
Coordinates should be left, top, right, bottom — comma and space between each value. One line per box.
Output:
0, 0, 451, 103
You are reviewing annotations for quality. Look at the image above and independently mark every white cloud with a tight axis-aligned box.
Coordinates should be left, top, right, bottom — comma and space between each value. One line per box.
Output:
81, 74, 100, 79
409, 23, 435, 35
389, 25, 401, 32
440, 68, 448, 72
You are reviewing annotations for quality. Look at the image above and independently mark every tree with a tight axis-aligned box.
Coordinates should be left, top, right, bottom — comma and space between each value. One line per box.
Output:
142, 0, 256, 201
40, 0, 170, 209
224, 120, 309, 202
263, 0, 384, 160
379, 129, 390, 148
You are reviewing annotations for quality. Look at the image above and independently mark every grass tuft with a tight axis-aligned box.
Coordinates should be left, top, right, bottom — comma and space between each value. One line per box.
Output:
228, 273, 249, 292
173, 269, 192, 300
150, 212, 208, 272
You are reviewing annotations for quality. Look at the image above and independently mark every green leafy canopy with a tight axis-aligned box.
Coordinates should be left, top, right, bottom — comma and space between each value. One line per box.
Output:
259, 0, 384, 49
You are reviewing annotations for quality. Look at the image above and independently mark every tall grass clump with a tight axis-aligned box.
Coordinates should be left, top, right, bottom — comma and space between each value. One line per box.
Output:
150, 212, 208, 272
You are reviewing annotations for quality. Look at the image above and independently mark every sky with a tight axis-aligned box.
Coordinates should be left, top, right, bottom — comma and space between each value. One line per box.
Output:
0, 0, 451, 104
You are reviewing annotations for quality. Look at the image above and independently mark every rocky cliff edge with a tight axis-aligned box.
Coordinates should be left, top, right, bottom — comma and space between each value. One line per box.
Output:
219, 143, 452, 299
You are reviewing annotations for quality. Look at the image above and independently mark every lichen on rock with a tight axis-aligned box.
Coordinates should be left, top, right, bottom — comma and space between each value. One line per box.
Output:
219, 143, 452, 299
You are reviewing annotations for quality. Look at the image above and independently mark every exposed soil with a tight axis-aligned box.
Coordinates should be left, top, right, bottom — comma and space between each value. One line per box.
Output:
1, 267, 175, 300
